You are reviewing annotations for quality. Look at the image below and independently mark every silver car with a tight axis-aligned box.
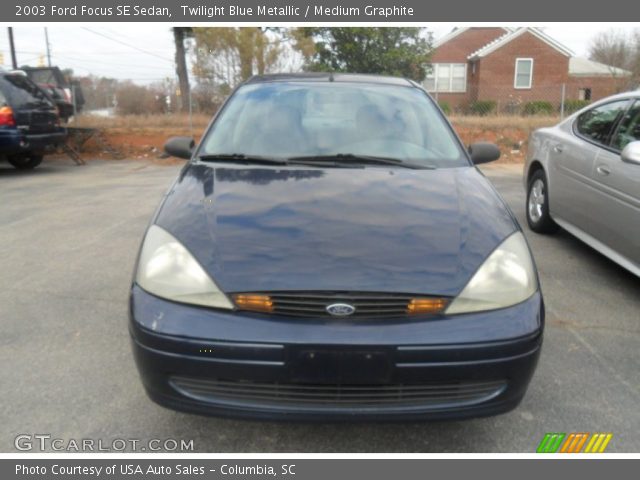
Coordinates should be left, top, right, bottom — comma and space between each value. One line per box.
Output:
525, 92, 640, 277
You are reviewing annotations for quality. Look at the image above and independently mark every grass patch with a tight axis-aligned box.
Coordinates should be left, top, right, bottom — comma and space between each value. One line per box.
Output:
449, 115, 560, 130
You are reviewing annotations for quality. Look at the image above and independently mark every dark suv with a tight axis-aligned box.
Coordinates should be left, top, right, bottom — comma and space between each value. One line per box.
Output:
0, 71, 66, 170
21, 66, 80, 121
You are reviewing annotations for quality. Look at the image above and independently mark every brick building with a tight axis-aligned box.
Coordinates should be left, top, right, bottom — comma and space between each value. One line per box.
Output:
426, 27, 631, 112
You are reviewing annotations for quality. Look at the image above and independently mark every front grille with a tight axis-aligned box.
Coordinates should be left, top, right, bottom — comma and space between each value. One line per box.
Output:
170, 377, 507, 411
255, 291, 436, 318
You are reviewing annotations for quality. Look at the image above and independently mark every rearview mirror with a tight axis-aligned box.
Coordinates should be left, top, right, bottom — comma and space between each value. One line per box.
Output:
621, 141, 640, 165
164, 136, 195, 160
468, 142, 501, 165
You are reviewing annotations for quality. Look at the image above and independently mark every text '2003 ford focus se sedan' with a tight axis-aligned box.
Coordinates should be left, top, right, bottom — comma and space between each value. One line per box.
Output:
129, 74, 543, 421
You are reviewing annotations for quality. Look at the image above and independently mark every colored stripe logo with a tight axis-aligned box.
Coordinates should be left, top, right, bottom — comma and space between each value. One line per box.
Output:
537, 433, 613, 453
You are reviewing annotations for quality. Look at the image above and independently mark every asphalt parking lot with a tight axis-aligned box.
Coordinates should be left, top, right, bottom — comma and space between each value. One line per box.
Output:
1, 159, 639, 452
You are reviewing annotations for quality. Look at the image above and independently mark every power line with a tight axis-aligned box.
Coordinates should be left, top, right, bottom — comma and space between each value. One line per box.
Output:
18, 55, 42, 64
0, 40, 173, 57
0, 46, 174, 57
0, 51, 172, 73
81, 27, 173, 63
0, 49, 42, 55
50, 53, 174, 72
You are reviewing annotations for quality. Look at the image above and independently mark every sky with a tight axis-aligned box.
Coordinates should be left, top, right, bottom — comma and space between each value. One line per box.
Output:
0, 24, 637, 84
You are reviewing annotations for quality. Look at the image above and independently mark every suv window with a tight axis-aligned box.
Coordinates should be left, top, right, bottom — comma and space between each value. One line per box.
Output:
24, 67, 66, 87
0, 74, 53, 110
611, 100, 640, 151
575, 100, 628, 146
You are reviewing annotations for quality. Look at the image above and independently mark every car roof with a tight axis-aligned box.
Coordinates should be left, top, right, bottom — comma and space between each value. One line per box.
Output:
245, 73, 417, 87
571, 89, 640, 112
556, 89, 640, 126
0, 69, 23, 77
595, 90, 640, 101
580, 90, 640, 108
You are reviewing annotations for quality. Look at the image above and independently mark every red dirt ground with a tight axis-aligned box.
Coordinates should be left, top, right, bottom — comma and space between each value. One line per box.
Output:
70, 124, 530, 165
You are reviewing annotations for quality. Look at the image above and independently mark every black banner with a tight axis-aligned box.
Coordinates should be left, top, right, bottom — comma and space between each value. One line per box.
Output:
5, 0, 639, 22
4, 459, 640, 480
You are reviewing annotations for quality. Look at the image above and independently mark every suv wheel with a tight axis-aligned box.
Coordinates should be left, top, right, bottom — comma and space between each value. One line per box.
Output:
8, 154, 44, 170
527, 169, 558, 234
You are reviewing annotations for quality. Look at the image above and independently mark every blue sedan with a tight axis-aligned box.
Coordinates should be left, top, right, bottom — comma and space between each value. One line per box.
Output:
129, 73, 543, 421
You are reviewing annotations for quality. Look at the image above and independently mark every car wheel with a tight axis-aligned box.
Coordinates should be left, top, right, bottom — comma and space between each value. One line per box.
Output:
527, 169, 558, 234
8, 154, 44, 170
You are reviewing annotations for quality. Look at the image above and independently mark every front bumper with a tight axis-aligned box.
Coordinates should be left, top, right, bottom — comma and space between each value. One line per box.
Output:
130, 285, 543, 421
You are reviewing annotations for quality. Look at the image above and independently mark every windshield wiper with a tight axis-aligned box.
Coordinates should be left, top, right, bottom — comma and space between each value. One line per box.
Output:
197, 153, 290, 166
197, 153, 437, 170
287, 153, 436, 170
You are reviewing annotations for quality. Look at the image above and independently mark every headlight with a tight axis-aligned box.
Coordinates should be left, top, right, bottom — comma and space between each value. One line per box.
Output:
446, 232, 537, 314
135, 225, 233, 309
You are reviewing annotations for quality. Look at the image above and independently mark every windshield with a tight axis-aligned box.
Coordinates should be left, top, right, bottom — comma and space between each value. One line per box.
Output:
200, 81, 468, 168
25, 68, 66, 87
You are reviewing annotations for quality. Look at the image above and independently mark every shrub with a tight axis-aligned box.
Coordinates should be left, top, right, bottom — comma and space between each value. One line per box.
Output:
563, 99, 591, 114
438, 101, 451, 115
115, 82, 166, 115
522, 101, 554, 116
468, 100, 497, 116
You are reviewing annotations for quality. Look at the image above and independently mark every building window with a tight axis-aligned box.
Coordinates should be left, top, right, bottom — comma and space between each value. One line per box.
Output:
579, 88, 592, 101
425, 63, 467, 93
514, 58, 533, 89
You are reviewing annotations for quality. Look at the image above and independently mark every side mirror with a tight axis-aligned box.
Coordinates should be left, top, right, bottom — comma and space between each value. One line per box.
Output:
468, 142, 501, 165
621, 141, 640, 165
164, 136, 195, 160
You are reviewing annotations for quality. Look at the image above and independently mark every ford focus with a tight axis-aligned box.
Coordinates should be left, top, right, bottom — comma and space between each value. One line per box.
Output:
129, 73, 543, 421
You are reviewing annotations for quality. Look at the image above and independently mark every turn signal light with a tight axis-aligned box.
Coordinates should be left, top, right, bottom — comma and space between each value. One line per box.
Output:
233, 294, 274, 313
0, 106, 16, 127
407, 298, 448, 315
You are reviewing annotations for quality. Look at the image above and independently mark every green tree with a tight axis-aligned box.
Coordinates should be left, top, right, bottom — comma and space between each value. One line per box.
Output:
292, 28, 432, 82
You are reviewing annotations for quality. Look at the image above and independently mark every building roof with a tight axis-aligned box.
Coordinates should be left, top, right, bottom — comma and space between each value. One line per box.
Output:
466, 27, 574, 59
432, 27, 512, 48
435, 27, 630, 78
569, 57, 631, 77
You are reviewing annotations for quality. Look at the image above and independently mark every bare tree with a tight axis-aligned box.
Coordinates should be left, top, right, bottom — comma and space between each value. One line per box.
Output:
590, 30, 632, 68
191, 28, 283, 90
116, 81, 166, 115
589, 29, 640, 85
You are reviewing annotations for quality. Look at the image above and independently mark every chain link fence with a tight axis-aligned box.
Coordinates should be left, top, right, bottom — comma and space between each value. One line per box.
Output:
429, 82, 624, 120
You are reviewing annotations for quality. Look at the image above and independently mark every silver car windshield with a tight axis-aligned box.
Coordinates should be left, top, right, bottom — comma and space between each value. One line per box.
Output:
200, 81, 468, 168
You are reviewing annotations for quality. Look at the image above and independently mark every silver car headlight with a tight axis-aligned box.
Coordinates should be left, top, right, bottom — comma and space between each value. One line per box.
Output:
136, 225, 233, 309
446, 232, 538, 314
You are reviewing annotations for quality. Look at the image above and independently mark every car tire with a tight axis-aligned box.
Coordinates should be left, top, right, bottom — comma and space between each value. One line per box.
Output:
527, 169, 558, 234
8, 154, 44, 170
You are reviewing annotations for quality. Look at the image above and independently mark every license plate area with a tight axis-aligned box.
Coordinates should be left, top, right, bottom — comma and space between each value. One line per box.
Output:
288, 347, 393, 384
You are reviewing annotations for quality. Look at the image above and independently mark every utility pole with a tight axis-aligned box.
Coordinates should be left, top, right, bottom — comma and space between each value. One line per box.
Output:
7, 27, 17, 69
44, 27, 52, 67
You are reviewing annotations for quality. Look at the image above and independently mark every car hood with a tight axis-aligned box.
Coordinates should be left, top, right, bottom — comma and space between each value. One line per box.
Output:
153, 163, 517, 297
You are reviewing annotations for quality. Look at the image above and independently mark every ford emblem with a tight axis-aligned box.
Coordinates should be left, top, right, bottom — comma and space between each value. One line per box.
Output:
326, 303, 356, 317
